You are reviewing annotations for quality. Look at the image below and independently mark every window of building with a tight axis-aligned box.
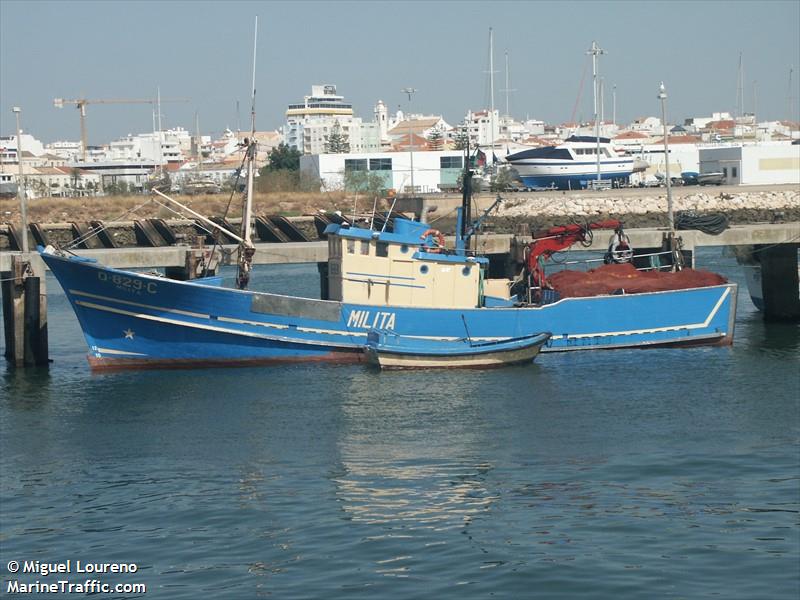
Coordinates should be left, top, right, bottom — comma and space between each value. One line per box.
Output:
722, 167, 728, 177
732, 167, 738, 178
345, 159, 368, 172
440, 156, 463, 169
369, 158, 392, 171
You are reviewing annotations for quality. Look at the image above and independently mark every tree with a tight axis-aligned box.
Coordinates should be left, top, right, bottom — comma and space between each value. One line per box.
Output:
264, 143, 301, 172
453, 127, 469, 151
490, 165, 515, 192
426, 128, 443, 151
324, 121, 350, 154
344, 169, 385, 199
70, 167, 83, 194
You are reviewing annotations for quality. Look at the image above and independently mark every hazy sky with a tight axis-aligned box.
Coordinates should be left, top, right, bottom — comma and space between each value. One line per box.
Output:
1, 0, 798, 145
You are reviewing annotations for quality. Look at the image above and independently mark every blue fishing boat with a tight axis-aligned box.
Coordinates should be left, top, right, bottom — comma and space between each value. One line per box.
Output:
38, 60, 737, 370
365, 329, 551, 369
39, 198, 737, 370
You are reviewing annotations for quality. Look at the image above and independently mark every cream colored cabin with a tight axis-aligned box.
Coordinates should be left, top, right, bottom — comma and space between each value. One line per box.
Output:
325, 223, 488, 309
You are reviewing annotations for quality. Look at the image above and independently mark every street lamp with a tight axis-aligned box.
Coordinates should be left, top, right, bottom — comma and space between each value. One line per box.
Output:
657, 82, 674, 234
12, 106, 28, 254
658, 82, 680, 270
401, 87, 417, 194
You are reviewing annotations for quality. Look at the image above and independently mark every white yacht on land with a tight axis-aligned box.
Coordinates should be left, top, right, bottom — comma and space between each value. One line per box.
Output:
505, 136, 639, 190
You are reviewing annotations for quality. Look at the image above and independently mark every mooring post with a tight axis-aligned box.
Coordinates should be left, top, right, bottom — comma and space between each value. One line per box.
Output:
1, 255, 49, 367
758, 243, 800, 321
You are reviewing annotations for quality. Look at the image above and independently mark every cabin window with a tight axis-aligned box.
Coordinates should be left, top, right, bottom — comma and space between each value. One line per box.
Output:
347, 239, 355, 254
420, 264, 429, 274
376, 242, 389, 257
400, 244, 409, 254
360, 240, 370, 255
462, 266, 471, 276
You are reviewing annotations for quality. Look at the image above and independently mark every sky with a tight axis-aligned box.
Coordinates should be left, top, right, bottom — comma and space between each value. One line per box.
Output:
1, 0, 798, 145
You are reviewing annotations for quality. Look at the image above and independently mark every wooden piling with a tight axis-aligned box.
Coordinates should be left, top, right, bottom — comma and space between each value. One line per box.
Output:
759, 243, 800, 321
2, 256, 49, 367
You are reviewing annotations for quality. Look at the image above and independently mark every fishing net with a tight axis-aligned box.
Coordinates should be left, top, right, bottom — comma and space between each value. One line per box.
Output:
548, 263, 728, 298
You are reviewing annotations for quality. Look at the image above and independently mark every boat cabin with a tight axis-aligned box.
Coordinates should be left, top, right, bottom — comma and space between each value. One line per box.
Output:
324, 219, 490, 309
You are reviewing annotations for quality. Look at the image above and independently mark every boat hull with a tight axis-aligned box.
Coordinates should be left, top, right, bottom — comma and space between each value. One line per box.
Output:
41, 250, 738, 370
366, 343, 544, 369
365, 332, 549, 369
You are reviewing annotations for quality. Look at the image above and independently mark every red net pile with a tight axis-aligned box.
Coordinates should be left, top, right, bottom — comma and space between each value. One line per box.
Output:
548, 263, 728, 298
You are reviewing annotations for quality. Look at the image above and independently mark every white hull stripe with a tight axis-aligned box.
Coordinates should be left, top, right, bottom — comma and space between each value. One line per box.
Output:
74, 300, 362, 349
550, 286, 731, 340
94, 347, 148, 356
70, 288, 357, 338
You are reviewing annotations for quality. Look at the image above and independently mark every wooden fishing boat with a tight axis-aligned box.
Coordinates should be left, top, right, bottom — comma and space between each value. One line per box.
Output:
365, 330, 551, 370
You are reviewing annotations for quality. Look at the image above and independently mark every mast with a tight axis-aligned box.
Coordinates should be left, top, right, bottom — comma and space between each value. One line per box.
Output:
612, 83, 617, 125
194, 112, 201, 180
736, 52, 744, 140
157, 86, 164, 177
489, 27, 495, 172
587, 41, 605, 182
459, 123, 472, 247
236, 16, 258, 290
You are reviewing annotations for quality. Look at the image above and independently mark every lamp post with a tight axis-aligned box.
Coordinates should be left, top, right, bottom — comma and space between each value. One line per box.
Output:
657, 82, 673, 234
401, 87, 417, 194
12, 106, 28, 254
658, 82, 680, 270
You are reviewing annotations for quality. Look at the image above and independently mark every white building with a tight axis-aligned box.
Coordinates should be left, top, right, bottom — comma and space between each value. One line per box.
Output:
44, 140, 82, 161
699, 142, 800, 185
284, 84, 382, 155
463, 109, 500, 149
0, 133, 46, 164
108, 128, 193, 164
301, 150, 466, 194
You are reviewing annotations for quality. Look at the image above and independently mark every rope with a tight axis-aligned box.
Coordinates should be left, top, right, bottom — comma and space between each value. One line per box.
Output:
675, 211, 729, 235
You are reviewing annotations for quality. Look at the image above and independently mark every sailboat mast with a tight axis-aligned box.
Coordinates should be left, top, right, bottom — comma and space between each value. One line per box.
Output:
587, 41, 605, 182
489, 27, 495, 170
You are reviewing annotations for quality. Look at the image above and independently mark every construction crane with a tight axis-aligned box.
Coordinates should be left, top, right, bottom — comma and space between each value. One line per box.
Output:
53, 96, 189, 162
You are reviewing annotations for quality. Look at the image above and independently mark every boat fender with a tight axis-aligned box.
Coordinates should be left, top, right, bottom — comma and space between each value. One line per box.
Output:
605, 232, 633, 264
420, 229, 445, 253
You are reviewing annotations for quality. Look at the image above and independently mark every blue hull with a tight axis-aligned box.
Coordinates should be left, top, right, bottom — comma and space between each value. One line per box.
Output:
40, 251, 738, 369
519, 171, 631, 190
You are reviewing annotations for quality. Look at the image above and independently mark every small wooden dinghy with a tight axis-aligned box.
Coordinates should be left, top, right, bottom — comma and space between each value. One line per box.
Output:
365, 330, 551, 370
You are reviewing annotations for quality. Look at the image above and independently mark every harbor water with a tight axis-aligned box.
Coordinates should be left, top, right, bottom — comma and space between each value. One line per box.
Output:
1, 249, 798, 598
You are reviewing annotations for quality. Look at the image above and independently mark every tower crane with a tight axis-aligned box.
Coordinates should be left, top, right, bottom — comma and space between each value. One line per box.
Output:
53, 96, 189, 162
